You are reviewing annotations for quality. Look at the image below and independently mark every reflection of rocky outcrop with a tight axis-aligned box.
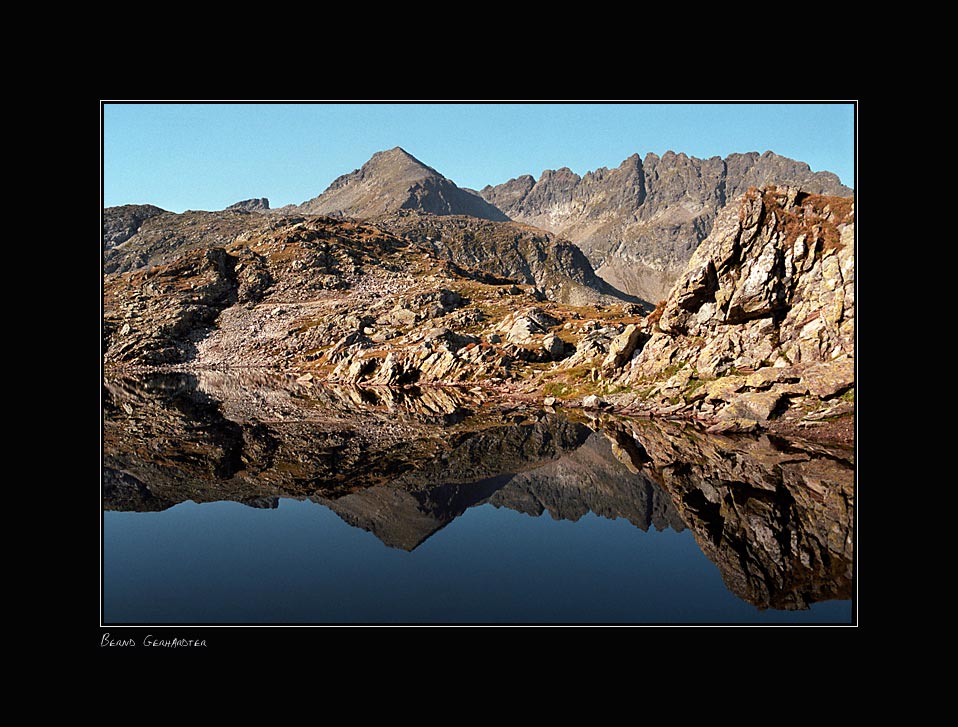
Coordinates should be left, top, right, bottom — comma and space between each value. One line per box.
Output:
103, 373, 853, 610
488, 432, 685, 532
103, 467, 175, 512
195, 369, 478, 426
103, 372, 475, 508
104, 372, 596, 514
595, 415, 854, 610
103, 373, 684, 548
315, 414, 593, 549
103, 372, 247, 498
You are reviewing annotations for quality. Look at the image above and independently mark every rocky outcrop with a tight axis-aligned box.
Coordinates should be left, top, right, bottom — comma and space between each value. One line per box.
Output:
481, 151, 851, 302
499, 307, 561, 344
103, 207, 287, 275
490, 431, 686, 532
103, 247, 239, 366
373, 210, 635, 305
103, 189, 854, 439
611, 186, 854, 431
103, 152, 854, 445
104, 215, 563, 383
292, 147, 509, 221
602, 324, 645, 369
329, 328, 508, 386
226, 197, 270, 212
103, 204, 167, 250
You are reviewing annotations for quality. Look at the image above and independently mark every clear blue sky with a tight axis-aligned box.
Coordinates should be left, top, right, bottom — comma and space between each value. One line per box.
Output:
102, 102, 856, 213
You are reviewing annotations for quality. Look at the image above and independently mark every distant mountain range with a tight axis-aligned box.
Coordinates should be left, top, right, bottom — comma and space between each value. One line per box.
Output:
276, 146, 851, 301
480, 150, 851, 301
106, 145, 850, 304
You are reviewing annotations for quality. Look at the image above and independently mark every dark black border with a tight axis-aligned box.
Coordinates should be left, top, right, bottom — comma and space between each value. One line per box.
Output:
100, 101, 859, 644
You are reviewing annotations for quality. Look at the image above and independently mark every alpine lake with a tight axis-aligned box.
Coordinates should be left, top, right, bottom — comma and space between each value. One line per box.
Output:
102, 371, 854, 626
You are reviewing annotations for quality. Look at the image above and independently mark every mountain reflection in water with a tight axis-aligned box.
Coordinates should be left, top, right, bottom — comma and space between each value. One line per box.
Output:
102, 372, 854, 621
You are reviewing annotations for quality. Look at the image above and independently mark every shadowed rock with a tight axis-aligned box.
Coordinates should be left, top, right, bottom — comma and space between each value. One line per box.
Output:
594, 416, 854, 610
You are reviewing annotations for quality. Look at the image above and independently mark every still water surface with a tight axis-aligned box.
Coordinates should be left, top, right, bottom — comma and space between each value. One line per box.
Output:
102, 372, 854, 625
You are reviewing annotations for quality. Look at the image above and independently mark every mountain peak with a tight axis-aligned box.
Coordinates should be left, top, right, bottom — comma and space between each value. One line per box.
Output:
379, 146, 418, 160
357, 146, 440, 184
294, 149, 508, 221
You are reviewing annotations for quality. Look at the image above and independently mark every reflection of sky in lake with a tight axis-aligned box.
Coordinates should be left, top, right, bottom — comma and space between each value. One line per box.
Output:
103, 498, 853, 624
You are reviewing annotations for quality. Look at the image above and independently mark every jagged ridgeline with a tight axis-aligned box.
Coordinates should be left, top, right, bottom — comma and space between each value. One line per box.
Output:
480, 150, 851, 302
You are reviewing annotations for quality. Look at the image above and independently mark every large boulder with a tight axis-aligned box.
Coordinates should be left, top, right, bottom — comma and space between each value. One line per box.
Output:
624, 186, 855, 426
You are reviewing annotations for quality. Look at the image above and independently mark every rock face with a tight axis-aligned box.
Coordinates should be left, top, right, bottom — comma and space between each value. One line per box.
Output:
293, 147, 509, 221
103, 204, 167, 250
614, 186, 854, 430
373, 210, 635, 305
481, 151, 852, 302
226, 197, 270, 212
102, 207, 285, 275
103, 247, 239, 366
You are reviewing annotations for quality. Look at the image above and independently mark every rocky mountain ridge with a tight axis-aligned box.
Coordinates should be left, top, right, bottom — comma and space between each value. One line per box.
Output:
481, 150, 852, 302
102, 213, 632, 382
103, 207, 282, 275
102, 204, 167, 251
107, 146, 850, 308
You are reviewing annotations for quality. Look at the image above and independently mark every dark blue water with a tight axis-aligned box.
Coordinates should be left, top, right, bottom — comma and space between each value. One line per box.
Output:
102, 498, 852, 624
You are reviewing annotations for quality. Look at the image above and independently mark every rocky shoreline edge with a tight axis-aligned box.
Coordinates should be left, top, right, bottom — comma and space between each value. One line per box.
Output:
104, 362, 854, 449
